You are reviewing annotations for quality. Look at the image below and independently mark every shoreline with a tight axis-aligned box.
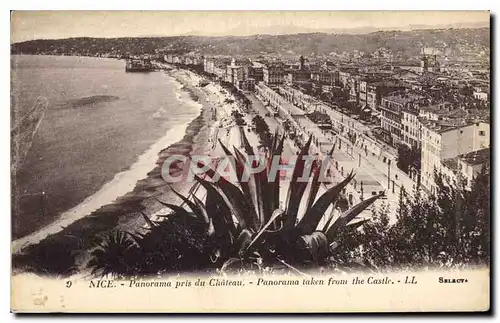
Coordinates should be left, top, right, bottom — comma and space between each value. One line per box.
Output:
118, 68, 218, 232
12, 67, 219, 275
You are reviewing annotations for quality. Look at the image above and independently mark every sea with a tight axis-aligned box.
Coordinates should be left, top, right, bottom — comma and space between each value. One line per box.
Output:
11, 55, 202, 240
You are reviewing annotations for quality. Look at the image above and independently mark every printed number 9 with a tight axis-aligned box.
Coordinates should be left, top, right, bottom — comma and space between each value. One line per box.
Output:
66, 281, 72, 288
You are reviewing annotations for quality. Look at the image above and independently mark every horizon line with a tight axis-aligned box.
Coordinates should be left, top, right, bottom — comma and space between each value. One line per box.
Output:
11, 24, 490, 44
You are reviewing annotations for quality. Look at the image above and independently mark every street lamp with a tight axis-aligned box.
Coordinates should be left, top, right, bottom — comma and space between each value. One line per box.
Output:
387, 158, 391, 190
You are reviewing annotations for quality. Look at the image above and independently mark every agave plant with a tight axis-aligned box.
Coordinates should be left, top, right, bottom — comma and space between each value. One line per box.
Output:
189, 130, 384, 270
88, 130, 384, 277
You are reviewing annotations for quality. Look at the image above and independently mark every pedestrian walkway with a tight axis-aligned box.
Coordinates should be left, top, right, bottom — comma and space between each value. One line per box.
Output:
247, 92, 397, 222
336, 134, 417, 194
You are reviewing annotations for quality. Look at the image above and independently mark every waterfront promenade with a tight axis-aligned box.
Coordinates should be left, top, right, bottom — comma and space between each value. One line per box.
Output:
246, 92, 398, 223
164, 71, 404, 224
252, 83, 417, 222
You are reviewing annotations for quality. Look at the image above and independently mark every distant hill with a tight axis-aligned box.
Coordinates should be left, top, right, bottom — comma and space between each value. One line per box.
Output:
181, 21, 490, 37
11, 27, 490, 60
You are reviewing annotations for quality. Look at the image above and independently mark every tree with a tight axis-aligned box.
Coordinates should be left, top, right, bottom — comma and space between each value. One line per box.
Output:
397, 144, 421, 174
385, 165, 490, 269
329, 160, 491, 271
306, 111, 332, 125
252, 115, 269, 135
454, 162, 490, 264
252, 115, 272, 149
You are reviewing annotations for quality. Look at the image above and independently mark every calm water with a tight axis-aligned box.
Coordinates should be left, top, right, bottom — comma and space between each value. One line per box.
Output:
11, 55, 200, 239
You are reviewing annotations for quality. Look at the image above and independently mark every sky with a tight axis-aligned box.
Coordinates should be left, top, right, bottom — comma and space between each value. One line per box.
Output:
11, 11, 490, 43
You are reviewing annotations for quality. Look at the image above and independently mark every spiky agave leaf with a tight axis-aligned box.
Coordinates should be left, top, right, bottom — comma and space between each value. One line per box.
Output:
213, 180, 255, 231
170, 186, 217, 238
217, 140, 261, 231
190, 193, 215, 237
296, 171, 355, 236
245, 138, 277, 226
170, 187, 203, 220
238, 124, 255, 156
245, 208, 284, 254
266, 134, 286, 229
140, 211, 156, 229
194, 175, 238, 240
326, 192, 384, 241
155, 199, 196, 226
218, 139, 244, 180
345, 218, 371, 230
258, 164, 274, 224
233, 145, 265, 230
305, 159, 322, 211
320, 200, 338, 232
204, 182, 232, 247
234, 229, 253, 256
283, 136, 313, 230
268, 132, 285, 164
196, 156, 261, 232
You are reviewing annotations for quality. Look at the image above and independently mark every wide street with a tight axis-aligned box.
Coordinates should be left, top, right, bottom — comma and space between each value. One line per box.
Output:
246, 93, 400, 223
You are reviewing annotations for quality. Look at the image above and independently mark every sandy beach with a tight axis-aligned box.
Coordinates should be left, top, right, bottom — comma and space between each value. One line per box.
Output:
12, 63, 389, 277
12, 65, 390, 276
11, 67, 232, 275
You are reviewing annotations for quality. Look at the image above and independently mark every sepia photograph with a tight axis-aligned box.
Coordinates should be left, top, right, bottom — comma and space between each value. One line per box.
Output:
9, 9, 491, 313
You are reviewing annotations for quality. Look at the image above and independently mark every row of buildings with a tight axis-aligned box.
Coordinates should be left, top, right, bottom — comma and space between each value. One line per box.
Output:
164, 53, 203, 66
174, 51, 488, 113
377, 89, 489, 193
412, 104, 489, 192
165, 51, 490, 194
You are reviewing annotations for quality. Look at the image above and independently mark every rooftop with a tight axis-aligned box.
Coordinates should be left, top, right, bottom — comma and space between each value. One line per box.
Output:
467, 109, 491, 123
420, 117, 488, 134
419, 102, 454, 113
368, 80, 404, 88
442, 157, 459, 172
311, 71, 336, 75
286, 69, 311, 76
420, 104, 490, 122
458, 148, 490, 166
234, 58, 252, 66
419, 118, 468, 133
383, 93, 426, 105
211, 57, 232, 65
339, 67, 359, 73
443, 109, 469, 119
265, 63, 287, 69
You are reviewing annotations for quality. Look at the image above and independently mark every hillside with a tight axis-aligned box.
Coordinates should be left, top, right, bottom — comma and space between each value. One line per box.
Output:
11, 28, 490, 60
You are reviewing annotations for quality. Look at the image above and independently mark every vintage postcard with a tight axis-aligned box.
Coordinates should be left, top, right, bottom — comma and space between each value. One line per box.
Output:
10, 10, 490, 313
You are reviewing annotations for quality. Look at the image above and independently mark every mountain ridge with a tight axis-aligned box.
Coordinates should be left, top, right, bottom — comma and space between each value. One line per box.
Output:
11, 27, 490, 60
175, 21, 490, 37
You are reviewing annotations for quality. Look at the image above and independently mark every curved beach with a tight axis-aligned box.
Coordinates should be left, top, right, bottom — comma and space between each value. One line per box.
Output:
12, 67, 224, 274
